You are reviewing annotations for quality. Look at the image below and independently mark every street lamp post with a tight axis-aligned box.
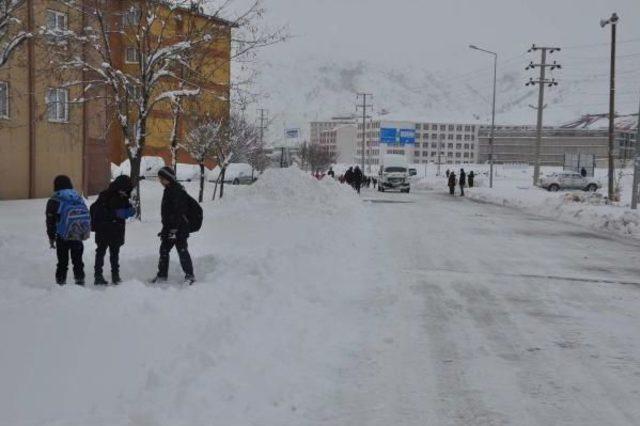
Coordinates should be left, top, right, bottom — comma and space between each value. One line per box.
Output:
601, 13, 619, 201
470, 45, 497, 189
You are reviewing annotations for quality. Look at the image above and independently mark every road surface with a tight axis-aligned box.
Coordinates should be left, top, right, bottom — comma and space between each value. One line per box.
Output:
320, 188, 640, 425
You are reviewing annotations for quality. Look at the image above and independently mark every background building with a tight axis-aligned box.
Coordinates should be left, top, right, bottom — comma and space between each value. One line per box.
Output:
319, 124, 357, 164
310, 116, 356, 146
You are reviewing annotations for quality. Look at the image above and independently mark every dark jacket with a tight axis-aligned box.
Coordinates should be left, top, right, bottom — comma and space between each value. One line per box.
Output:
344, 168, 354, 184
459, 171, 466, 187
353, 167, 363, 184
91, 176, 134, 246
161, 182, 190, 237
448, 174, 457, 187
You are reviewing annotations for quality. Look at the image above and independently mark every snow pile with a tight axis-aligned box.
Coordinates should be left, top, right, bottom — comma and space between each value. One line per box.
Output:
462, 166, 640, 239
0, 168, 371, 425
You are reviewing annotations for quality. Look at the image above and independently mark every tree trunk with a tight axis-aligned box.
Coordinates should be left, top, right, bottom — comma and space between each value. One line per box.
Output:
129, 152, 143, 220
198, 163, 205, 203
212, 173, 221, 200
220, 167, 226, 198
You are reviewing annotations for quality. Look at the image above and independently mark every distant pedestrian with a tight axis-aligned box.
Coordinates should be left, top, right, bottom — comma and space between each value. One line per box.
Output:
46, 175, 90, 286
353, 165, 364, 194
327, 167, 335, 178
448, 172, 457, 195
468, 171, 475, 188
446, 169, 450, 178
90, 175, 135, 285
581, 167, 587, 177
344, 167, 354, 186
372, 178, 378, 189
459, 169, 466, 196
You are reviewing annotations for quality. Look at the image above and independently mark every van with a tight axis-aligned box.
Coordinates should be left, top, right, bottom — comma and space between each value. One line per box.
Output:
378, 155, 410, 193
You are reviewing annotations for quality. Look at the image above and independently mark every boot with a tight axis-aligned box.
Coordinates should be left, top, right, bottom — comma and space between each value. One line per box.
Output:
56, 278, 66, 286
111, 272, 121, 285
150, 275, 167, 284
75, 278, 85, 286
184, 275, 196, 286
94, 274, 108, 286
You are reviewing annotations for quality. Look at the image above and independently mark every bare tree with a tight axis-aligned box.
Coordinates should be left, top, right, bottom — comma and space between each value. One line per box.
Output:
0, 0, 30, 69
182, 119, 224, 202
299, 143, 335, 174
44, 0, 285, 218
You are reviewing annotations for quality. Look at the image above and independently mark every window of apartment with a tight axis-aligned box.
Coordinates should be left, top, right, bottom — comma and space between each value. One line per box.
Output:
470, 144, 475, 150
46, 88, 69, 123
464, 125, 471, 132
456, 135, 462, 140
415, 151, 421, 157
456, 143, 462, 149
464, 143, 469, 149
440, 125, 446, 131
431, 133, 437, 139
440, 134, 445, 140
464, 152, 469, 158
456, 152, 461, 158
448, 125, 454, 131
45, 9, 68, 42
447, 143, 453, 149
464, 135, 470, 141
125, 47, 139, 64
123, 6, 141, 27
440, 142, 445, 148
447, 152, 453, 157
447, 134, 453, 140
423, 133, 429, 140
431, 142, 437, 148
471, 135, 475, 141
456, 125, 462, 131
0, 81, 8, 119
431, 152, 436, 157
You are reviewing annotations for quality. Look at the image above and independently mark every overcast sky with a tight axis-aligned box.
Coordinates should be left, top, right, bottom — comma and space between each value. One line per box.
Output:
262, 0, 639, 69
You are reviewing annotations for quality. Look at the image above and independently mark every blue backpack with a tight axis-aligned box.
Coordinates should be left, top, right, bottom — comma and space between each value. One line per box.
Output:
55, 189, 91, 241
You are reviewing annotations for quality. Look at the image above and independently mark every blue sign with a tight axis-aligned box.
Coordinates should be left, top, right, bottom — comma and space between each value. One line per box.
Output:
380, 128, 416, 145
285, 128, 300, 139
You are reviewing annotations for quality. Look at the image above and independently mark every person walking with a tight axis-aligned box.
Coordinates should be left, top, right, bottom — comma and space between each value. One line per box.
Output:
151, 167, 196, 285
448, 171, 457, 195
459, 168, 466, 197
344, 167, 354, 187
581, 167, 587, 178
468, 171, 475, 188
90, 175, 135, 285
327, 167, 335, 178
46, 175, 90, 285
446, 169, 450, 178
353, 165, 363, 194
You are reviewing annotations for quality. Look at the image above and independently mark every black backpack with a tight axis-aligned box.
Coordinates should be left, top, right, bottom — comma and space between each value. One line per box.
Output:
184, 193, 203, 233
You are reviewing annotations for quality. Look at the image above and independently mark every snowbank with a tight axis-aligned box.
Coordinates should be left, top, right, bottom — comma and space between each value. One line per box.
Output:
0, 167, 369, 425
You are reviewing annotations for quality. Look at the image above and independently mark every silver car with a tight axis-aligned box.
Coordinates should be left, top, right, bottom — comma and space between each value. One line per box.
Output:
538, 171, 601, 192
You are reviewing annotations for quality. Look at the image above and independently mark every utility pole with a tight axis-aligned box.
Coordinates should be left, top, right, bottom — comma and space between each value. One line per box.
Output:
631, 96, 640, 209
526, 45, 561, 186
601, 13, 619, 201
356, 94, 373, 171
257, 108, 268, 147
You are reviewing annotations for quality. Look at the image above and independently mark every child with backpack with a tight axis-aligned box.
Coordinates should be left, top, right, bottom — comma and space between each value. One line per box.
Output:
90, 175, 135, 285
46, 175, 90, 286
151, 167, 202, 285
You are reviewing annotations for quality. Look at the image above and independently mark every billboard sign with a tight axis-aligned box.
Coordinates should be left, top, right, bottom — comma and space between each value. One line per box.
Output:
380, 127, 416, 145
285, 128, 300, 139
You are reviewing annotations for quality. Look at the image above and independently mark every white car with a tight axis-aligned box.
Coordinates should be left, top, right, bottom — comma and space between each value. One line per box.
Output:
538, 171, 601, 192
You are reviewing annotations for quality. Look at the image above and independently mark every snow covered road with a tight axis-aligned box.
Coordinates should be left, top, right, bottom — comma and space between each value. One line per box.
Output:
1, 172, 640, 425
332, 188, 640, 425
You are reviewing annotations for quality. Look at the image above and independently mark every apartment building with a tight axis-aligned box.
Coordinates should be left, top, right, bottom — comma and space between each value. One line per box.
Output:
319, 124, 357, 164
0, 1, 234, 200
310, 116, 356, 146
355, 120, 480, 166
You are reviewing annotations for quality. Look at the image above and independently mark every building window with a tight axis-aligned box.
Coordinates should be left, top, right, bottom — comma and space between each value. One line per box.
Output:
45, 9, 68, 42
123, 6, 141, 27
470, 144, 475, 150
440, 134, 445, 140
432, 133, 437, 139
456, 135, 462, 140
456, 143, 462, 149
464, 143, 469, 149
464, 152, 469, 158
448, 125, 454, 131
424, 133, 429, 140
440, 125, 446, 131
456, 152, 461, 158
431, 124, 437, 130
431, 142, 437, 148
464, 135, 470, 141
125, 47, 139, 64
448, 134, 453, 140
46, 88, 69, 123
0, 81, 8, 119
456, 125, 462, 131
447, 152, 453, 157
431, 152, 436, 157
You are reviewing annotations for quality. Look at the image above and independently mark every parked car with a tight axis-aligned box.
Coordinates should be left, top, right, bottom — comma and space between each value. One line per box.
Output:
207, 163, 257, 185
378, 154, 410, 193
538, 171, 601, 192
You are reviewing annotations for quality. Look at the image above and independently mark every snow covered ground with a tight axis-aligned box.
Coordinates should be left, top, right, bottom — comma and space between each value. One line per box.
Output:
2, 167, 640, 425
416, 164, 640, 239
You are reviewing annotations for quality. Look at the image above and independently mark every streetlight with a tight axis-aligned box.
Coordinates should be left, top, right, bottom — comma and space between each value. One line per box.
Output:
469, 44, 497, 188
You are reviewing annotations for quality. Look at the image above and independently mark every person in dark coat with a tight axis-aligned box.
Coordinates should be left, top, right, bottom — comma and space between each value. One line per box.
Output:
581, 167, 587, 177
353, 165, 364, 194
327, 167, 335, 178
468, 171, 475, 188
448, 172, 457, 195
46, 175, 86, 285
344, 167, 354, 186
459, 169, 466, 196
91, 175, 135, 285
151, 167, 195, 284
446, 169, 450, 178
